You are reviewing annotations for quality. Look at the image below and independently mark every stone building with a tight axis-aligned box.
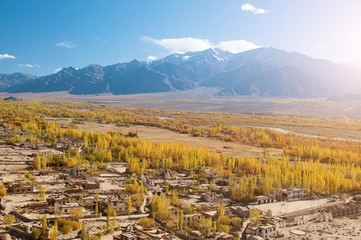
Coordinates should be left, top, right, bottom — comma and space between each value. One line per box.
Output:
201, 192, 222, 202
282, 187, 305, 200
8, 182, 34, 194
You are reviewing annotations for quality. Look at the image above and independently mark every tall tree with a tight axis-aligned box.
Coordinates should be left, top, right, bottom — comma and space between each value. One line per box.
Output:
106, 204, 111, 228
127, 196, 132, 215
41, 216, 47, 240
50, 221, 58, 240
80, 222, 88, 240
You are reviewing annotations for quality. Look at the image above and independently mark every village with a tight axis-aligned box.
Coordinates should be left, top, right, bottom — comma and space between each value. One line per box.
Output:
0, 121, 361, 240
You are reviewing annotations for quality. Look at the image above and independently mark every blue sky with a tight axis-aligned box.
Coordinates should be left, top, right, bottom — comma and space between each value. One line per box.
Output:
1, 0, 361, 76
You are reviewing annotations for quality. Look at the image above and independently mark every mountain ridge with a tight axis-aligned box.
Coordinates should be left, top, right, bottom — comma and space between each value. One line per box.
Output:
1, 47, 361, 98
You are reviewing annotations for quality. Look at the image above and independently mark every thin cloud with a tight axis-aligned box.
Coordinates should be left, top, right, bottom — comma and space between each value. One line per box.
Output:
141, 36, 212, 54
56, 41, 76, 49
141, 36, 260, 54
0, 53, 16, 60
241, 3, 268, 14
18, 63, 41, 68
54, 68, 63, 73
147, 55, 157, 61
217, 40, 260, 53
96, 37, 107, 43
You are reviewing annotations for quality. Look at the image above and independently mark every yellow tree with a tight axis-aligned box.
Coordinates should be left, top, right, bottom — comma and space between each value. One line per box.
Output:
127, 196, 132, 215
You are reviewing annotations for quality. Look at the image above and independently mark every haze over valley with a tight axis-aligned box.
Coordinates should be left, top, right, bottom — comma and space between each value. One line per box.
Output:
1, 1, 361, 240
2, 47, 361, 99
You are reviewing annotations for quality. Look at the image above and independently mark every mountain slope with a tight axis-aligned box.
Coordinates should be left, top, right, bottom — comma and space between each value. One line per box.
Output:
219, 66, 331, 97
0, 73, 37, 91
201, 63, 273, 89
226, 48, 361, 94
1, 47, 361, 98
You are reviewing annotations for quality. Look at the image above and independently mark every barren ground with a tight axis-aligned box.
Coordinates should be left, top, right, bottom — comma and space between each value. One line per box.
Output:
279, 216, 361, 240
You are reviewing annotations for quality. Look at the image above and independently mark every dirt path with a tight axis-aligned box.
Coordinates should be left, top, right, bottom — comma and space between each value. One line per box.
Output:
45, 118, 283, 158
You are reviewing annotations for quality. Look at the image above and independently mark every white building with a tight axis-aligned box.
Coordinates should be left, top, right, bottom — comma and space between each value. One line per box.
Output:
183, 214, 201, 225
60, 202, 83, 214
201, 192, 222, 202
256, 195, 276, 204
38, 149, 63, 157
249, 224, 277, 239
110, 199, 127, 214
282, 187, 306, 200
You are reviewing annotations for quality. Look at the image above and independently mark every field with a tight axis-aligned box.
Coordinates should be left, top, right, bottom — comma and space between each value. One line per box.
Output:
3, 90, 361, 120
45, 117, 283, 158
4, 91, 361, 141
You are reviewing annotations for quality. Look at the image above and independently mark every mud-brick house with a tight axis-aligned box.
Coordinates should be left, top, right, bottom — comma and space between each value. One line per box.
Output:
201, 192, 222, 202
8, 182, 34, 194
59, 202, 83, 214
99, 198, 127, 214
70, 167, 87, 177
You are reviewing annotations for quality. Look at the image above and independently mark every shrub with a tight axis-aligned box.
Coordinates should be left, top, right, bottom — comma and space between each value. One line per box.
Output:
138, 217, 154, 228
0, 185, 7, 197
58, 218, 81, 233
57, 218, 66, 227
231, 217, 243, 228
218, 216, 230, 225
218, 224, 230, 233
89, 236, 100, 240
31, 228, 41, 240
3, 214, 15, 225
71, 221, 81, 230
62, 224, 73, 234
70, 208, 84, 220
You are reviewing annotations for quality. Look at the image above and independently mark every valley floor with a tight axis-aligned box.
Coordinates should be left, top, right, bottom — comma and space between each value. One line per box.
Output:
45, 117, 283, 158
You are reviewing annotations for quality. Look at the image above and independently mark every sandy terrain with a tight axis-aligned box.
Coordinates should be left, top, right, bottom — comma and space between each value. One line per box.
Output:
1, 194, 35, 214
46, 118, 283, 158
254, 198, 332, 217
279, 216, 361, 240
0, 145, 34, 173
100, 179, 123, 191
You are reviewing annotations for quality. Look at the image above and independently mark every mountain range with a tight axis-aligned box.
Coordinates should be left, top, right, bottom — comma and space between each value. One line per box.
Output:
1, 47, 361, 98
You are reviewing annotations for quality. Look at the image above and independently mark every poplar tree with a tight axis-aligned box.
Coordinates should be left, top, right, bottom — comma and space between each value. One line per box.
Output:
127, 196, 132, 215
